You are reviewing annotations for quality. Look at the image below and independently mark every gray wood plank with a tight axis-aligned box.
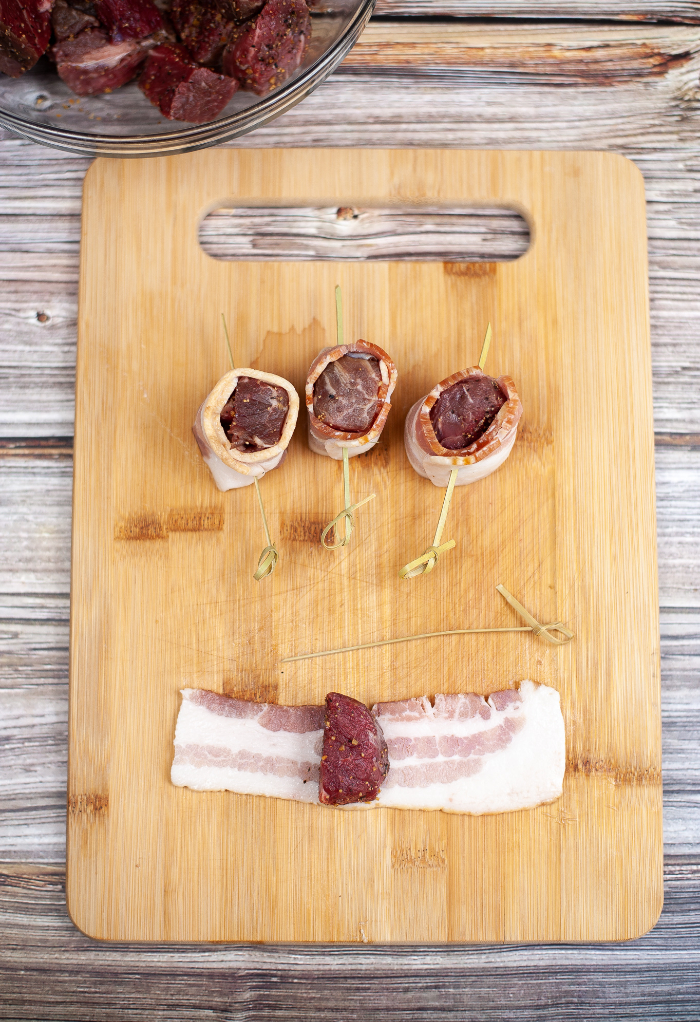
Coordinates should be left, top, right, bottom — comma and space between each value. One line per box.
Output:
0, 858, 698, 1018
373, 0, 700, 20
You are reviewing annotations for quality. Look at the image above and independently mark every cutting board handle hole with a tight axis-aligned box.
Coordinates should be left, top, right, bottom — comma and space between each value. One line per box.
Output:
199, 204, 530, 262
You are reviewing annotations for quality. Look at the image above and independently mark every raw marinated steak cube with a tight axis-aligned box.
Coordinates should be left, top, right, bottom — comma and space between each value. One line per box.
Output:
222, 0, 309, 96
52, 0, 100, 42
214, 0, 263, 22
94, 0, 164, 41
139, 42, 238, 122
52, 28, 147, 94
170, 0, 234, 68
319, 692, 389, 806
0, 0, 53, 78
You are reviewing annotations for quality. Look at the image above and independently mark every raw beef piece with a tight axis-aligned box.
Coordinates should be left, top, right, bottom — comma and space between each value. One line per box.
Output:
170, 0, 234, 67
222, 0, 310, 96
220, 376, 290, 452
313, 354, 382, 434
319, 692, 389, 806
171, 689, 325, 802
93, 0, 164, 41
51, 0, 100, 41
372, 680, 565, 814
52, 28, 148, 94
214, 0, 263, 22
0, 0, 54, 78
429, 374, 507, 450
139, 42, 238, 122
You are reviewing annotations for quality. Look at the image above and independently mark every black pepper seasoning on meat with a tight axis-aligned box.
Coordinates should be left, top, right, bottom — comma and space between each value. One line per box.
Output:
220, 376, 289, 452
430, 374, 507, 450
319, 692, 389, 806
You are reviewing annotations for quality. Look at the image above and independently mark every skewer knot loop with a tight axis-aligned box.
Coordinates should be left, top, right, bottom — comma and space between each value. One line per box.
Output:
321, 494, 376, 550
253, 544, 278, 581
399, 539, 456, 579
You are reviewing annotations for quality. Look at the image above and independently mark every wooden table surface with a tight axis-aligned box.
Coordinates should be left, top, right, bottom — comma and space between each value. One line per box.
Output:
1, 2, 699, 1018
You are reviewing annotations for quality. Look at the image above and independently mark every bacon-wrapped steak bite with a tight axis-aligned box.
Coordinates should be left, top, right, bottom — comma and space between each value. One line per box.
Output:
0, 0, 54, 78
193, 367, 299, 491
319, 692, 389, 806
306, 341, 397, 461
405, 366, 522, 487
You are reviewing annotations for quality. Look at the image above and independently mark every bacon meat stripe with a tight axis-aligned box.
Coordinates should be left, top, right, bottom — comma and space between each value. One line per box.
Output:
171, 680, 565, 814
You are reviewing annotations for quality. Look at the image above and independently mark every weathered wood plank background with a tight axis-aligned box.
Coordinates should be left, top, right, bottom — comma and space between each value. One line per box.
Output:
1, 9, 699, 1019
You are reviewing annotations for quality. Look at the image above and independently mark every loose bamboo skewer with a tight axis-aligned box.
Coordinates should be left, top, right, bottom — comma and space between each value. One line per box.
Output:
320, 286, 376, 549
400, 322, 493, 580
280, 583, 574, 662
222, 313, 278, 581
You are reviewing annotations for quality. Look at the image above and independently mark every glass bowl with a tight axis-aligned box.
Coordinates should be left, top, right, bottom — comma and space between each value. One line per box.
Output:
0, 0, 374, 157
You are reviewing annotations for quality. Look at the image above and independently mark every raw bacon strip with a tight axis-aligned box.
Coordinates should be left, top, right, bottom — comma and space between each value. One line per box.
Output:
171, 681, 564, 815
139, 42, 238, 122
404, 367, 522, 488
193, 367, 299, 491
373, 680, 564, 814
319, 692, 389, 806
306, 341, 398, 462
171, 689, 324, 802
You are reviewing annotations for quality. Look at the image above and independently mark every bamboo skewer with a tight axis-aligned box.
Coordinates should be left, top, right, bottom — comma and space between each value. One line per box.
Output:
280, 583, 574, 662
320, 286, 376, 550
221, 313, 279, 581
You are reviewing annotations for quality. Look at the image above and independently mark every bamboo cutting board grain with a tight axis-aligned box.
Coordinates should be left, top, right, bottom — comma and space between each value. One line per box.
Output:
68, 149, 662, 943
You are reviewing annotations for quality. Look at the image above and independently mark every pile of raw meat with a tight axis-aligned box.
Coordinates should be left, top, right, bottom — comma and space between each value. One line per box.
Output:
0, 0, 312, 123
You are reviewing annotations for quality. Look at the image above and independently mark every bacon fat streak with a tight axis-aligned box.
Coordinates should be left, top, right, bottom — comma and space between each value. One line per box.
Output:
171, 680, 565, 814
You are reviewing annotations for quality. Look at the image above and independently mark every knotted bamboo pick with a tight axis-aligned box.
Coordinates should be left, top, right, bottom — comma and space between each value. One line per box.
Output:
400, 323, 493, 579
280, 583, 573, 662
320, 286, 376, 549
221, 313, 279, 581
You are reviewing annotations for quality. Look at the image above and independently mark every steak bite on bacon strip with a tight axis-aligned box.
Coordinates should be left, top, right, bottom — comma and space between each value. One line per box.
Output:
405, 366, 522, 487
306, 341, 397, 461
319, 692, 389, 806
193, 367, 299, 491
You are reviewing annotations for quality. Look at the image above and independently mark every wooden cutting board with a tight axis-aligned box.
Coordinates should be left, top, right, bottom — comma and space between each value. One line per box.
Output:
68, 149, 662, 943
